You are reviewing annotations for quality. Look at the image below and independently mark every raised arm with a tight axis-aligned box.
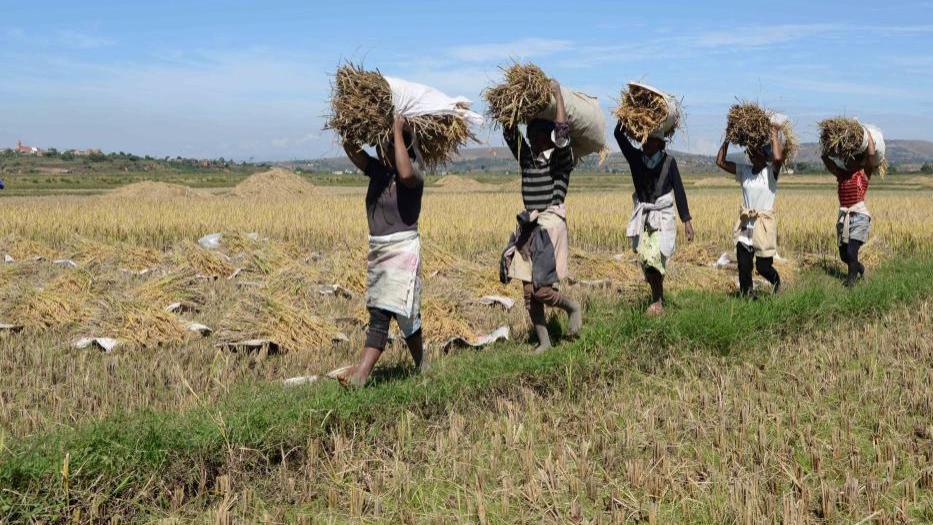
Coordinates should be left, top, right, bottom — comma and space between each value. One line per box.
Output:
770, 124, 785, 174
550, 79, 571, 152
393, 115, 422, 188
551, 79, 566, 126
716, 141, 737, 175
863, 131, 877, 178
613, 120, 641, 166
343, 141, 372, 172
503, 125, 532, 167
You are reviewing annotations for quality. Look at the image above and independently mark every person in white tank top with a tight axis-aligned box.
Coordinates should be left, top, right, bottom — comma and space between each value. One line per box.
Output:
716, 121, 786, 296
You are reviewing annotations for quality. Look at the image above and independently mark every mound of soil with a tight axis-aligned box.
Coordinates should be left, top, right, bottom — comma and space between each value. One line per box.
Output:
434, 175, 494, 192
103, 181, 207, 200
231, 169, 317, 199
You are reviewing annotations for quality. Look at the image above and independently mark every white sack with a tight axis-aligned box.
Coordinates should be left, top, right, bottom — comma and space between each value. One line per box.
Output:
861, 124, 886, 167
537, 87, 607, 159
384, 76, 484, 126
829, 120, 886, 170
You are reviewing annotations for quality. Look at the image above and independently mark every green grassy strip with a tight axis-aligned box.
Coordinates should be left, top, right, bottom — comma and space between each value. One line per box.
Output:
2, 257, 932, 521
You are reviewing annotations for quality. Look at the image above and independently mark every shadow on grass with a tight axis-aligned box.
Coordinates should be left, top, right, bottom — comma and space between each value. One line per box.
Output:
368, 362, 418, 385
817, 259, 848, 281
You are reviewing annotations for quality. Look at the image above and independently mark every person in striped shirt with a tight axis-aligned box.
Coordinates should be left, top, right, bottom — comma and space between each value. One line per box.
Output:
502, 79, 582, 353
821, 132, 877, 287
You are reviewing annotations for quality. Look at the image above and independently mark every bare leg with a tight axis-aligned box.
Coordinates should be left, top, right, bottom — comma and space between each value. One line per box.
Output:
348, 347, 382, 387
524, 282, 551, 353
644, 267, 665, 315
340, 308, 392, 387
405, 329, 428, 372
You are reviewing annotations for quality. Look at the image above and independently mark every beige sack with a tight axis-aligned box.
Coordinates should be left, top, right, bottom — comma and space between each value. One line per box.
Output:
537, 87, 607, 159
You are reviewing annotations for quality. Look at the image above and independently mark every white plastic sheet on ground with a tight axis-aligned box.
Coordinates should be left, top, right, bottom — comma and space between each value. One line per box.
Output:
283, 375, 319, 388
185, 322, 212, 336
318, 283, 354, 299
165, 301, 198, 314
218, 339, 280, 353
198, 233, 223, 250
476, 295, 515, 310
567, 277, 613, 289
74, 337, 121, 353
0, 323, 23, 333
53, 259, 77, 269
443, 325, 510, 354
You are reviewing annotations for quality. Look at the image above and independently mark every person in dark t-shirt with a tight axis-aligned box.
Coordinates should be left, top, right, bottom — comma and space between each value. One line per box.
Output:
335, 115, 425, 387
615, 121, 695, 316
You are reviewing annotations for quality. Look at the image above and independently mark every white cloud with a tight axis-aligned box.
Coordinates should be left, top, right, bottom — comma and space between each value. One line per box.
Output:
693, 24, 836, 48
448, 38, 572, 62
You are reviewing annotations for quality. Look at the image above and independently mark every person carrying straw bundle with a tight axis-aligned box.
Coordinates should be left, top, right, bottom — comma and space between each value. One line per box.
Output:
716, 104, 789, 296
819, 118, 880, 288
332, 117, 424, 387
493, 73, 582, 354
326, 65, 482, 386
613, 83, 694, 316
326, 64, 482, 168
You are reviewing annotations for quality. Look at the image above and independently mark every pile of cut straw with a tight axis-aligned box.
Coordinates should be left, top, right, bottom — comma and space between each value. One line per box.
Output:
819, 118, 864, 162
483, 63, 552, 129
613, 84, 678, 144
725, 103, 798, 162
327, 64, 475, 167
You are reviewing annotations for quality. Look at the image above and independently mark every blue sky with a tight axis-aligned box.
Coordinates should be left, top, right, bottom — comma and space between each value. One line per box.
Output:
1, 1, 931, 160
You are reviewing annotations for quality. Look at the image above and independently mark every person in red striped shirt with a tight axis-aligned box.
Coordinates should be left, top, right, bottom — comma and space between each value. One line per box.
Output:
821, 133, 877, 287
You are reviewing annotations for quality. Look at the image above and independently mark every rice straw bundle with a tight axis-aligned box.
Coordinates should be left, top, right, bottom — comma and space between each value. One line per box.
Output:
819, 118, 865, 162
407, 111, 476, 167
13, 272, 93, 329
110, 304, 189, 349
482, 63, 552, 129
725, 103, 799, 163
613, 84, 678, 144
220, 291, 337, 353
781, 122, 799, 163
725, 103, 771, 151
327, 63, 476, 167
326, 64, 395, 149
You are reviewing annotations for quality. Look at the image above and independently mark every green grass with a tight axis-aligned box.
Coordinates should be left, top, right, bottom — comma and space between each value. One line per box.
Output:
1, 257, 931, 521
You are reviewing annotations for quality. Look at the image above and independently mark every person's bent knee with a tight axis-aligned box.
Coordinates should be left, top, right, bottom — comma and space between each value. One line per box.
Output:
365, 307, 392, 350
755, 257, 771, 275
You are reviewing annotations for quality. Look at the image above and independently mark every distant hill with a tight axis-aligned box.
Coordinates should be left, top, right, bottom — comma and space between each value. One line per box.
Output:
795, 140, 933, 167
291, 140, 933, 174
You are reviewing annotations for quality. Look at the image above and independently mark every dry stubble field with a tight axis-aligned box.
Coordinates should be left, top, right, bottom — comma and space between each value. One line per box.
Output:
0, 170, 930, 523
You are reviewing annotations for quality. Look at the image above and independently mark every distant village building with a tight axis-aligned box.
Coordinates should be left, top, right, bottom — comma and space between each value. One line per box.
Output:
15, 140, 42, 155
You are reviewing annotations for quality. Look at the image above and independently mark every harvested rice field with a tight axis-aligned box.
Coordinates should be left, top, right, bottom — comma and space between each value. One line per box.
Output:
0, 170, 931, 523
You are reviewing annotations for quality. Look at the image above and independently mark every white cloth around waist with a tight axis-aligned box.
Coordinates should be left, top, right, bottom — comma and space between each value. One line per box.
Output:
626, 191, 677, 257
366, 230, 421, 318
